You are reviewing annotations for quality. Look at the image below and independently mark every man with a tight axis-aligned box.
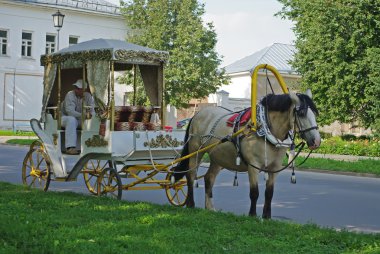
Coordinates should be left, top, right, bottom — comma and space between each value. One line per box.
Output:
61, 79, 95, 155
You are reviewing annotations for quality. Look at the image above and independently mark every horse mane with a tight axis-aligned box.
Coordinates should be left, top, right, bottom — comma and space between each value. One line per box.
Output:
261, 94, 292, 112
261, 93, 319, 115
296, 94, 319, 116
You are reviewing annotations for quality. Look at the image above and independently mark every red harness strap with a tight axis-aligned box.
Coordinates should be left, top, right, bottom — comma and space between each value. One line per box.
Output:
226, 108, 251, 127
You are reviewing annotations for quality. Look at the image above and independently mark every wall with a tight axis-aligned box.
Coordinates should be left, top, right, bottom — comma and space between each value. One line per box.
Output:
0, 1, 127, 129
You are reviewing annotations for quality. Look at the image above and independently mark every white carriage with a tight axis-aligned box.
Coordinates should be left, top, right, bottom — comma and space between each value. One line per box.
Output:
22, 39, 187, 205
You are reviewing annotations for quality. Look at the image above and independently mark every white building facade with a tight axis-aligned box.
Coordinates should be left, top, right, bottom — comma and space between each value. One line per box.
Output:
0, 0, 128, 129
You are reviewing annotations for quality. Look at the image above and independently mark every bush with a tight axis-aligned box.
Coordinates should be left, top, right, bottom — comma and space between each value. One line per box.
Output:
341, 134, 357, 141
319, 132, 332, 139
313, 136, 380, 157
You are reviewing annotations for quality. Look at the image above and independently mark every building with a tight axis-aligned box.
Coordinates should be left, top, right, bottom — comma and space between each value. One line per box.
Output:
208, 43, 370, 136
208, 43, 300, 111
0, 0, 127, 130
177, 43, 299, 121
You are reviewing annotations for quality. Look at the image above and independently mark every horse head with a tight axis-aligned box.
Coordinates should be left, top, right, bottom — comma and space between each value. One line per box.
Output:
290, 90, 321, 150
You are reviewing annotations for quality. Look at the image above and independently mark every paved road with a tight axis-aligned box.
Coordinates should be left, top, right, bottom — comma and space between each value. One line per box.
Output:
1, 144, 380, 233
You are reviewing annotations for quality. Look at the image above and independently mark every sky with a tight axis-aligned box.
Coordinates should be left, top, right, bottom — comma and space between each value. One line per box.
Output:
108, 0, 295, 67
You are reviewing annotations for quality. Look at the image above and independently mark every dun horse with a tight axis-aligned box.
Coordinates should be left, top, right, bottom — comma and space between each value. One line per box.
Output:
174, 91, 321, 218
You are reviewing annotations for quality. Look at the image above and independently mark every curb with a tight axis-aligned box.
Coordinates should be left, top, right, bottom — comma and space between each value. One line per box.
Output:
299, 152, 379, 161
295, 168, 380, 179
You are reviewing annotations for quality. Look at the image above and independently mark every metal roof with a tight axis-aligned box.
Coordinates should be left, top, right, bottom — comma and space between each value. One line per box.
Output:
13, 0, 120, 15
224, 43, 297, 74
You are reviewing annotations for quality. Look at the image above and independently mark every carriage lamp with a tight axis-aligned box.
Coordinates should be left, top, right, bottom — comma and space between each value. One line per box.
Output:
52, 10, 65, 50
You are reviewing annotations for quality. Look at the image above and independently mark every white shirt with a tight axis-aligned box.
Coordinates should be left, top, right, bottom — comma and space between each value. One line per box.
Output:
62, 90, 95, 119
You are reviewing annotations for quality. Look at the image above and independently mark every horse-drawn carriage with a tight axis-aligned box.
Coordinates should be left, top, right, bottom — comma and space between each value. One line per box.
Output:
22, 39, 188, 205
22, 38, 321, 217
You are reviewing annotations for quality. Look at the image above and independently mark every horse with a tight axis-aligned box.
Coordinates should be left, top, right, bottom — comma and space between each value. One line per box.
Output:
173, 90, 321, 219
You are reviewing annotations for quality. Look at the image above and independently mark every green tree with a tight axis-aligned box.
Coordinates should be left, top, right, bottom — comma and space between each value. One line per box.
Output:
120, 0, 229, 108
277, 0, 380, 132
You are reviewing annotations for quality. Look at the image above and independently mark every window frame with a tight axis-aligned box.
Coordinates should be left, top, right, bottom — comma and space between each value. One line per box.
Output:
0, 29, 9, 56
21, 31, 33, 58
45, 33, 56, 54
69, 36, 79, 47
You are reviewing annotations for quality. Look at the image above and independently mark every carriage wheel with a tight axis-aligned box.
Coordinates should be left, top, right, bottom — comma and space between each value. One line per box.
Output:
97, 167, 122, 200
82, 160, 112, 195
22, 148, 51, 191
165, 172, 188, 207
29, 139, 43, 150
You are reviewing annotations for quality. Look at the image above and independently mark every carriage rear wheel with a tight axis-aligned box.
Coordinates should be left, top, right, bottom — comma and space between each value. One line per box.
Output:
97, 167, 122, 200
82, 160, 112, 195
22, 148, 51, 191
165, 172, 188, 206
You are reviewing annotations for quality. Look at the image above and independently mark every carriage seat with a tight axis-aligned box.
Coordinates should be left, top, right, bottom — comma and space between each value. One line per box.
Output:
113, 106, 156, 131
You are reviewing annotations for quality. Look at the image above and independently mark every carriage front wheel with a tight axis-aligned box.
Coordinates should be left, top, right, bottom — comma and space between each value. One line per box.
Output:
22, 148, 51, 191
165, 172, 188, 206
97, 167, 123, 200
82, 159, 112, 195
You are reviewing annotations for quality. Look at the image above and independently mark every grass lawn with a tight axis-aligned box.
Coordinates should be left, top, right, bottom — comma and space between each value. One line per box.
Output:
291, 156, 380, 176
1, 182, 380, 254
0, 130, 35, 136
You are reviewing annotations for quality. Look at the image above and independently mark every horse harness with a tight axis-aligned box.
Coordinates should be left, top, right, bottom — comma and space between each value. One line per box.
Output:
197, 97, 317, 173
227, 99, 317, 173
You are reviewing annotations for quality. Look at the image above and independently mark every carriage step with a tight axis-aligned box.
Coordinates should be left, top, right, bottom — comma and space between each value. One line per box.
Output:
53, 177, 76, 182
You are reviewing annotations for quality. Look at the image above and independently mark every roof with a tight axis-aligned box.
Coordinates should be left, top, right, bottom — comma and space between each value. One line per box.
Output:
13, 0, 120, 15
41, 38, 169, 66
55, 38, 166, 56
224, 43, 297, 75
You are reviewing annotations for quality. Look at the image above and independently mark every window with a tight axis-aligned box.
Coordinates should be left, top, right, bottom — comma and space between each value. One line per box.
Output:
69, 36, 78, 46
0, 29, 8, 56
21, 31, 32, 57
46, 34, 56, 54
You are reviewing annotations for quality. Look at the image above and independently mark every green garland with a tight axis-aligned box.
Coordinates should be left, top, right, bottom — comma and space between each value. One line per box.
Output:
41, 49, 168, 66
41, 50, 112, 65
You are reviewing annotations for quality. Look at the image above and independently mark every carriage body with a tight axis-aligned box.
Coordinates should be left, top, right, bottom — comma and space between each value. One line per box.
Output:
22, 39, 187, 204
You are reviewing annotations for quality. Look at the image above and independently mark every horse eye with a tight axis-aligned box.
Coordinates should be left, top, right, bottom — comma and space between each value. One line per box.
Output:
296, 107, 307, 117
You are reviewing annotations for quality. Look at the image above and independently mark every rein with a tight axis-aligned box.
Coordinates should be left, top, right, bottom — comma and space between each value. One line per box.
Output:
239, 140, 306, 173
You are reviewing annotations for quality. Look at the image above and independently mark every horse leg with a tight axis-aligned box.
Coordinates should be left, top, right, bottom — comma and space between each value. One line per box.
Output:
185, 170, 196, 208
185, 153, 204, 208
247, 169, 259, 217
262, 172, 277, 219
204, 162, 222, 211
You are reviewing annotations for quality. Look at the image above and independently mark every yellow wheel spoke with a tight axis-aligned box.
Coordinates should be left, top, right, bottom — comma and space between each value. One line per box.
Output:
29, 177, 37, 187
36, 158, 45, 169
175, 191, 180, 204
180, 188, 186, 197
28, 158, 35, 168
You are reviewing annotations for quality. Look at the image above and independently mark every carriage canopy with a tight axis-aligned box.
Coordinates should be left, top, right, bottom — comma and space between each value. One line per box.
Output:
40, 39, 169, 120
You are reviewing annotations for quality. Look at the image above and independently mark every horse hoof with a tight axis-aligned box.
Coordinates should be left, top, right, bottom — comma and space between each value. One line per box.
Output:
291, 175, 296, 184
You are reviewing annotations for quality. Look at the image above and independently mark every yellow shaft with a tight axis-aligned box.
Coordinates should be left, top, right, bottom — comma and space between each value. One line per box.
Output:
251, 64, 289, 129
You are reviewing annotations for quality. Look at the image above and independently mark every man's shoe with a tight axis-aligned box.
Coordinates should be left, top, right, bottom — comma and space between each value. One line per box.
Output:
65, 147, 79, 155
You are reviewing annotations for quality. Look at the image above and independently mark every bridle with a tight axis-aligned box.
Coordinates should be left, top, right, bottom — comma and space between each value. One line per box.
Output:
293, 105, 319, 139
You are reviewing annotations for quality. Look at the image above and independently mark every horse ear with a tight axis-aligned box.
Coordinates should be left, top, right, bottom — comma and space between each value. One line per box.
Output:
289, 92, 299, 104
305, 89, 312, 99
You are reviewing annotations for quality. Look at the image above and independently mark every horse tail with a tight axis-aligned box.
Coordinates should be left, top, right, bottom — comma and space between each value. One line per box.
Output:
173, 117, 193, 181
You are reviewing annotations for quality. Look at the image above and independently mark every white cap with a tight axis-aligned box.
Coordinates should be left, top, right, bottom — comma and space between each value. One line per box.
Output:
73, 79, 84, 89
